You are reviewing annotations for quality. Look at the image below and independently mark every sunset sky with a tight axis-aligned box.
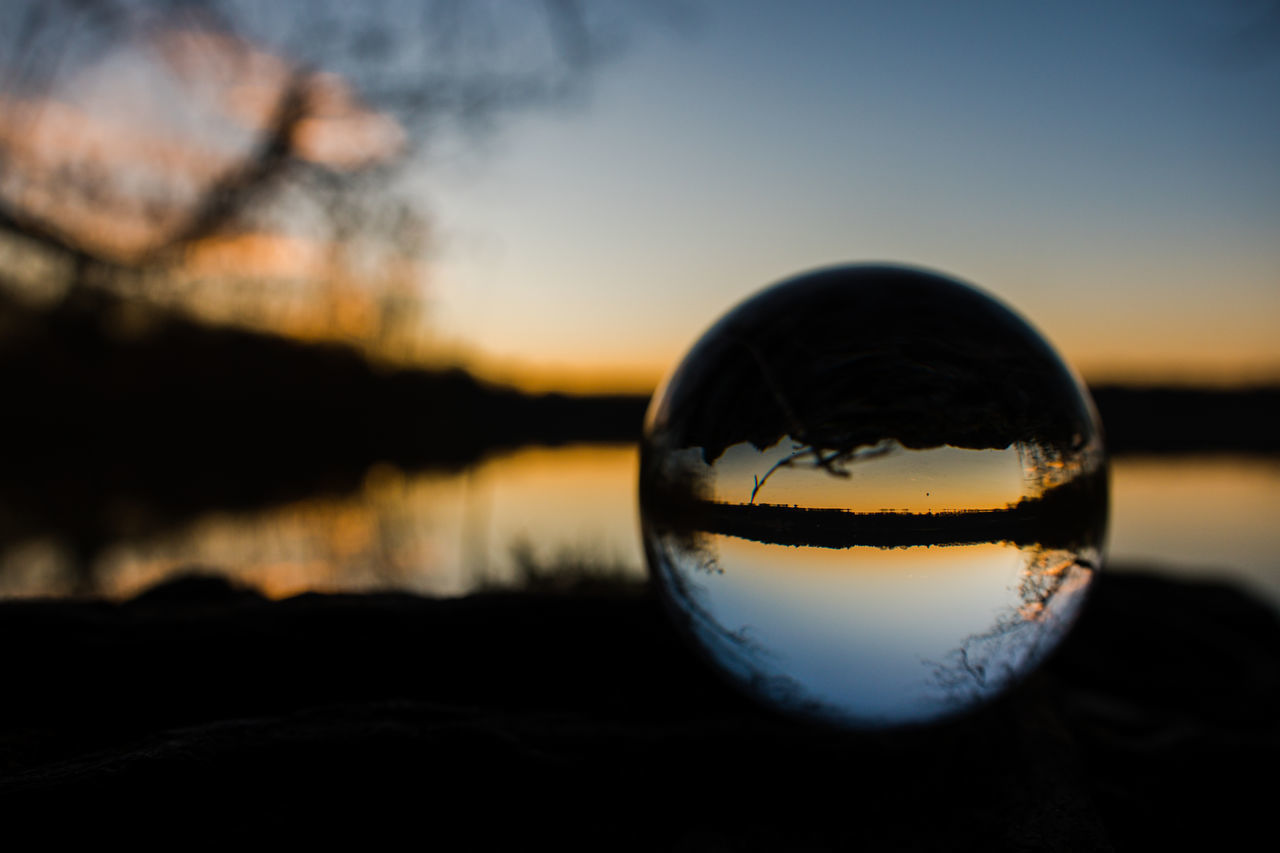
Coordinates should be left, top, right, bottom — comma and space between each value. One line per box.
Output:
2, 1, 1276, 394
420, 0, 1280, 392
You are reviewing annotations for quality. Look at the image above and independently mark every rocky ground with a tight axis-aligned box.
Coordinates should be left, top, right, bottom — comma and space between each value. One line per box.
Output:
0, 568, 1275, 849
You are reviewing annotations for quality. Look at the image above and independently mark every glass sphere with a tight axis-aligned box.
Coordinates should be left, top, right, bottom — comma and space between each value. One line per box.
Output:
640, 264, 1108, 728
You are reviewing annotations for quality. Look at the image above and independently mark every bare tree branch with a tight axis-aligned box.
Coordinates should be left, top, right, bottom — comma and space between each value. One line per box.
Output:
148, 70, 311, 259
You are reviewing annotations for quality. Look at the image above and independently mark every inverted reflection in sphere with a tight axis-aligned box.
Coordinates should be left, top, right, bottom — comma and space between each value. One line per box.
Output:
639, 265, 1108, 727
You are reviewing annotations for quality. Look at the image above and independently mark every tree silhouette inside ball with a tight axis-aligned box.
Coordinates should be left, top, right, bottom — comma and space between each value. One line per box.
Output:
639, 265, 1108, 727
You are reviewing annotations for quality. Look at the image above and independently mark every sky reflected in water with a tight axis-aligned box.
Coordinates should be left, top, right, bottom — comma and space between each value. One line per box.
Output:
0, 446, 1276, 607
645, 534, 1089, 725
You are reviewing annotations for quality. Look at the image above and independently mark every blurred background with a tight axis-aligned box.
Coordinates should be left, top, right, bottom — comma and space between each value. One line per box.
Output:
0, 0, 1276, 603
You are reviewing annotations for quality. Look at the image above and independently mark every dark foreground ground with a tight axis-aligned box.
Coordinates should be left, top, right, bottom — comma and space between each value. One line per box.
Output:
1, 569, 1275, 850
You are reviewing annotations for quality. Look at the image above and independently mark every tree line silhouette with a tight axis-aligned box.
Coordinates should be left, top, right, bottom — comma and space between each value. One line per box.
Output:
643, 463, 1108, 552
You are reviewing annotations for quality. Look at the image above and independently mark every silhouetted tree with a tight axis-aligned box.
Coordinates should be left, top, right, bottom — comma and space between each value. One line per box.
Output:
0, 0, 664, 353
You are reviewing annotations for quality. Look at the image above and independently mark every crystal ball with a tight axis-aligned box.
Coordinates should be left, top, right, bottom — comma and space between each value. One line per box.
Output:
640, 264, 1108, 728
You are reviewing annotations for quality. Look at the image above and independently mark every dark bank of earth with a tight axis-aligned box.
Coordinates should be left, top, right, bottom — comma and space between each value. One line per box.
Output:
1, 570, 1275, 850
0, 287, 647, 562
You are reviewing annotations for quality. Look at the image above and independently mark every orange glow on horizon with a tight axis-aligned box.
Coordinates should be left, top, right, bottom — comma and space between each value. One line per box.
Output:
443, 346, 1280, 397
83, 444, 645, 601
712, 535, 1026, 580
1078, 360, 1280, 389
440, 347, 666, 395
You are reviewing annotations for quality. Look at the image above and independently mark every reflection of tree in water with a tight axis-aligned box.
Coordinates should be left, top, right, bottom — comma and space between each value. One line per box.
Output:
927, 546, 1096, 711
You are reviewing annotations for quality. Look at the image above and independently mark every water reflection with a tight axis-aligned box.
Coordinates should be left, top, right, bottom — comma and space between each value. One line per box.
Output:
0, 446, 645, 599
646, 532, 1092, 724
1109, 455, 1280, 600
0, 445, 1274, 605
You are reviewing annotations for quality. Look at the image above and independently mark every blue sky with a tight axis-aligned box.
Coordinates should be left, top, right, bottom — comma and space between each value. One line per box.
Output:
419, 0, 1280, 390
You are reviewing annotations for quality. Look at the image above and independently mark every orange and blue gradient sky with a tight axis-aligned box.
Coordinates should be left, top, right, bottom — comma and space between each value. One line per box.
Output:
419, 0, 1280, 392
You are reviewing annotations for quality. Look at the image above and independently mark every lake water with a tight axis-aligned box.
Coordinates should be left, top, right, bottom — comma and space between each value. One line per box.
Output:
1, 446, 1277, 608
